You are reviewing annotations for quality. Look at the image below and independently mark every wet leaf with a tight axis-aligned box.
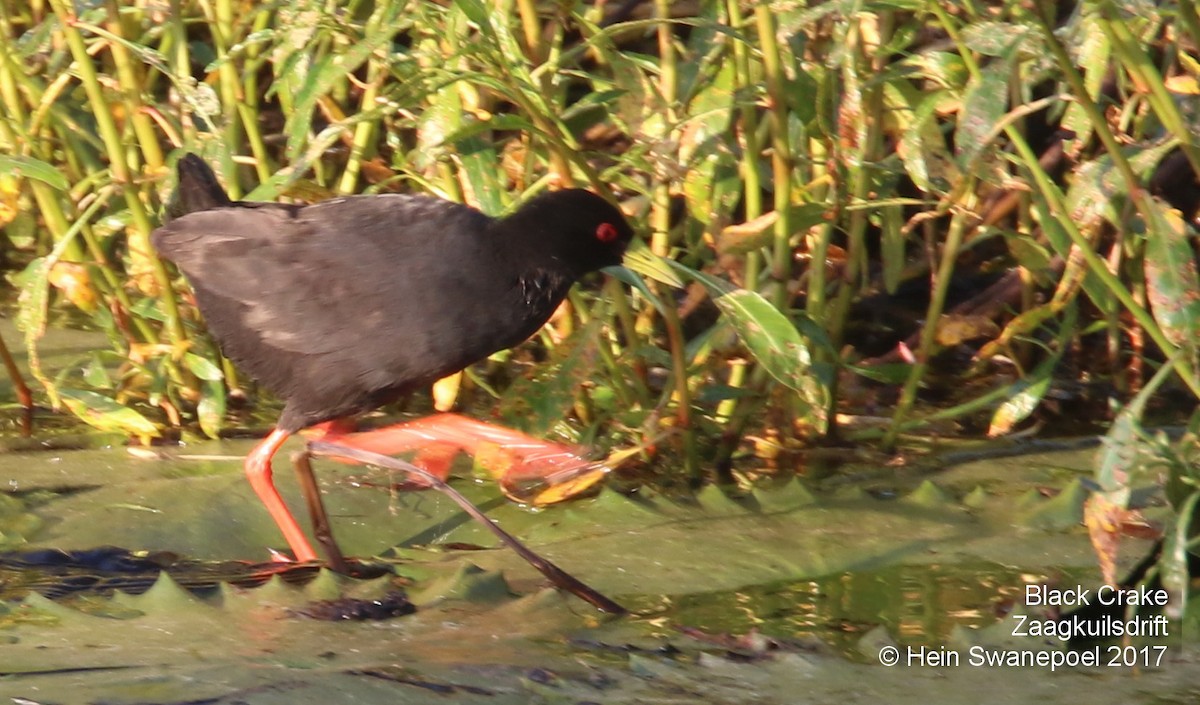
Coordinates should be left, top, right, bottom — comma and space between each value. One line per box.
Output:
498, 458, 608, 506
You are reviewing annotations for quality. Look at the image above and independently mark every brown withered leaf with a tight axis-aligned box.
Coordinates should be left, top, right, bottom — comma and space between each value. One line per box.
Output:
1084, 493, 1141, 586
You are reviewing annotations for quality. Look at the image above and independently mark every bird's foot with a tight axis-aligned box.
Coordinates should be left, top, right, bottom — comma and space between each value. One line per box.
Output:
312, 413, 608, 504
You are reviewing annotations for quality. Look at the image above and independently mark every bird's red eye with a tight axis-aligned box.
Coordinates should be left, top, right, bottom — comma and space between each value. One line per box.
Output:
596, 222, 620, 243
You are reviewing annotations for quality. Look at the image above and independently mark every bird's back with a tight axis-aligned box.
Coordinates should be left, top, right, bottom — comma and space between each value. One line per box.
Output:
154, 194, 553, 431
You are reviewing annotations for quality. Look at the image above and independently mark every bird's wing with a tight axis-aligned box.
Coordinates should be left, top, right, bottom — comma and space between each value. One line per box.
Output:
152, 196, 493, 359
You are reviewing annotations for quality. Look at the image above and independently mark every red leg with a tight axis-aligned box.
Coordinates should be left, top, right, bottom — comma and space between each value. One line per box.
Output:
245, 428, 319, 562
326, 412, 592, 479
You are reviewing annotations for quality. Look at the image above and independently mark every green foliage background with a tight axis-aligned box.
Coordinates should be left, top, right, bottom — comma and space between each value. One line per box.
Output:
2, 0, 1200, 497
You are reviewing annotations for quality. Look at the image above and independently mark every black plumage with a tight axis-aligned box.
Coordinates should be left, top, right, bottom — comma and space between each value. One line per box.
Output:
155, 183, 632, 431
151, 155, 635, 562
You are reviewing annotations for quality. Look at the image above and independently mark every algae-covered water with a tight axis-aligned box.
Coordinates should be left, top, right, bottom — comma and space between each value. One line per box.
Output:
1, 434, 1196, 704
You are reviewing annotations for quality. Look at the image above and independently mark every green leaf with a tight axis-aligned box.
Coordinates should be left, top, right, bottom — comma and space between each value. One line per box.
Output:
668, 262, 828, 426
1063, 141, 1176, 233
883, 83, 958, 195
1143, 199, 1200, 359
1162, 490, 1200, 618
1060, 11, 1110, 153
197, 379, 226, 439
0, 155, 69, 191
1094, 356, 1176, 506
960, 21, 1037, 57
987, 368, 1050, 437
619, 240, 684, 289
285, 7, 401, 161
957, 59, 1009, 170
879, 204, 905, 294
681, 59, 737, 227
450, 0, 489, 28
59, 389, 159, 439
82, 352, 113, 390
183, 352, 225, 382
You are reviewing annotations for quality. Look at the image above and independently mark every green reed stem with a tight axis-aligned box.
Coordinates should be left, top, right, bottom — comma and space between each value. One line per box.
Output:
884, 197, 974, 449
48, 0, 182, 347
753, 6, 793, 305
337, 2, 389, 195
103, 0, 163, 172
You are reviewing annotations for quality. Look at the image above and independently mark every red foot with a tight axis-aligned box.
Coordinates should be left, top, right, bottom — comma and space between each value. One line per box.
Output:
318, 414, 604, 500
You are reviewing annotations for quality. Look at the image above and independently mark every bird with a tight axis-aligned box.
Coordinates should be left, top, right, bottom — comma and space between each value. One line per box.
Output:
153, 154, 636, 562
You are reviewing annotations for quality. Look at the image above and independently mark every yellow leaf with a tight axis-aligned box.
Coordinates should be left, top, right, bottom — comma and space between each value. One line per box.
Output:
432, 372, 462, 412
1164, 75, 1200, 95
48, 262, 98, 313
